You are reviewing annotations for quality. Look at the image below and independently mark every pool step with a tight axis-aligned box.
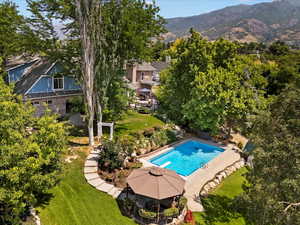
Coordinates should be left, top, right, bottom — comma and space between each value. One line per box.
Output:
160, 161, 171, 168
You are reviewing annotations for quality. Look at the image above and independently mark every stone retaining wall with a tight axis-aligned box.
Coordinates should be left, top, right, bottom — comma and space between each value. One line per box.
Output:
199, 159, 246, 197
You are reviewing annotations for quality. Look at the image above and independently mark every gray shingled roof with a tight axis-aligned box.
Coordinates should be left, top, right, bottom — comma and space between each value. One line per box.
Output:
151, 61, 170, 72
14, 60, 52, 94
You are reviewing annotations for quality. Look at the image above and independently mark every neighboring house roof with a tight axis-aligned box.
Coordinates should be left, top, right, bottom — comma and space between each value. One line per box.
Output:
151, 61, 170, 73
137, 63, 156, 71
14, 60, 52, 94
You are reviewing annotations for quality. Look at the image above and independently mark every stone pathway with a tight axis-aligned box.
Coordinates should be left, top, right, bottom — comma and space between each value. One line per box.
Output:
84, 149, 122, 199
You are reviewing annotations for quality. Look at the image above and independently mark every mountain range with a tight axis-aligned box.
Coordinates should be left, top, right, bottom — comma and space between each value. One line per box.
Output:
164, 0, 300, 45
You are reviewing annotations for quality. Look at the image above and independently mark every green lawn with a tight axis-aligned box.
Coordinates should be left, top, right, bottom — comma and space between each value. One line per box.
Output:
194, 167, 248, 225
38, 153, 136, 225
38, 111, 165, 225
115, 111, 165, 135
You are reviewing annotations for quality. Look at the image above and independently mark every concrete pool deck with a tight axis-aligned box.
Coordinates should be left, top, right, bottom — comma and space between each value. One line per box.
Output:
139, 138, 242, 212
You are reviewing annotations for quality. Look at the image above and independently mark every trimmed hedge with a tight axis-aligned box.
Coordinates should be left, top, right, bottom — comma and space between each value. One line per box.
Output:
163, 207, 179, 217
138, 209, 157, 219
178, 196, 188, 210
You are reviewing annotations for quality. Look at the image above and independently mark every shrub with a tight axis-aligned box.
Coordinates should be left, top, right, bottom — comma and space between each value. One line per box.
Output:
178, 196, 188, 210
153, 125, 163, 131
143, 128, 155, 137
138, 107, 151, 114
99, 137, 132, 172
128, 162, 143, 169
165, 128, 177, 143
138, 209, 157, 219
68, 96, 85, 114
99, 139, 123, 172
151, 129, 168, 147
117, 135, 135, 157
119, 198, 134, 214
237, 142, 244, 150
163, 208, 179, 217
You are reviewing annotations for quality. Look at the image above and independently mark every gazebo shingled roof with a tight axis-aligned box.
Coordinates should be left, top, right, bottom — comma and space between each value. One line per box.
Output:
126, 167, 185, 200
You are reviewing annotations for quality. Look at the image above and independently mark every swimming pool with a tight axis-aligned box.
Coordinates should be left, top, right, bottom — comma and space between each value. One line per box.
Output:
149, 140, 224, 176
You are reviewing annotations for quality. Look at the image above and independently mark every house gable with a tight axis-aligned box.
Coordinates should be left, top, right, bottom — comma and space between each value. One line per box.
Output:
26, 63, 81, 95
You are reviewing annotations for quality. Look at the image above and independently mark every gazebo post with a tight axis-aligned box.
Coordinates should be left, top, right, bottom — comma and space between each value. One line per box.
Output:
157, 199, 160, 223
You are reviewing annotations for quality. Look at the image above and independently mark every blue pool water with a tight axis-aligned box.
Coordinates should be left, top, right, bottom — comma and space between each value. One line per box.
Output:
149, 140, 224, 176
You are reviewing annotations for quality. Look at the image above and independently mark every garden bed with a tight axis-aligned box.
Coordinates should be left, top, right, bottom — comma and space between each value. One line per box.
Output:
97, 123, 184, 188
98, 162, 143, 188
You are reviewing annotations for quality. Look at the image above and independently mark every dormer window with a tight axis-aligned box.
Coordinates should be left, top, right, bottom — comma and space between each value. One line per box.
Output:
53, 76, 64, 90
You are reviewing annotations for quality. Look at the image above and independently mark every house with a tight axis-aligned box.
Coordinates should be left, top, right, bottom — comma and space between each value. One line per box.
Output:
126, 61, 169, 98
6, 57, 82, 116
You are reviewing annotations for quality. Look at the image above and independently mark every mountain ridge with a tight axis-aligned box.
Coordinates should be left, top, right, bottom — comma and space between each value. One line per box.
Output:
165, 0, 300, 45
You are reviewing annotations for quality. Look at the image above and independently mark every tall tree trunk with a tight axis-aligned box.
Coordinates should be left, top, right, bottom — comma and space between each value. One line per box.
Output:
75, 0, 99, 146
96, 95, 103, 139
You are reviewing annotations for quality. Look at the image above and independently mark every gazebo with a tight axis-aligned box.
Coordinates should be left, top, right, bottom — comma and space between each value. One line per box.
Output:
126, 167, 186, 223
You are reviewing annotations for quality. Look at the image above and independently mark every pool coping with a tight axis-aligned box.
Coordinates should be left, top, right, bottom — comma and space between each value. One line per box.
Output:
138, 137, 228, 178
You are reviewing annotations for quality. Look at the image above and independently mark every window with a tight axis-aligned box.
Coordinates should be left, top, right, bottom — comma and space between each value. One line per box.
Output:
32, 101, 40, 105
46, 100, 52, 105
141, 72, 144, 80
53, 76, 64, 90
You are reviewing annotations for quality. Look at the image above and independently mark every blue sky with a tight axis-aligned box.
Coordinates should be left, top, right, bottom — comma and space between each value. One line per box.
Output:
9, 0, 273, 18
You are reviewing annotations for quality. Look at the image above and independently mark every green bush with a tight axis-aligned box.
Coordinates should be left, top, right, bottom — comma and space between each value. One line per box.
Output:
138, 107, 151, 114
165, 128, 177, 143
143, 128, 155, 137
151, 129, 168, 147
117, 135, 135, 157
178, 196, 188, 210
138, 209, 157, 219
99, 139, 123, 172
163, 207, 179, 217
68, 96, 85, 114
128, 162, 143, 169
99, 136, 135, 172
237, 142, 244, 149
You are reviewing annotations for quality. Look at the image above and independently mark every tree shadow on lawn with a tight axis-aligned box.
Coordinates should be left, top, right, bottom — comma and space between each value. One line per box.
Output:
200, 194, 242, 225
35, 192, 55, 210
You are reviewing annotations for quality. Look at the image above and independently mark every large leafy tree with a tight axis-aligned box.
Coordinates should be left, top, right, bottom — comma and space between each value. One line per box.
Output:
0, 1, 38, 68
0, 76, 67, 224
94, 0, 164, 137
237, 85, 300, 225
158, 31, 268, 134
27, 0, 165, 145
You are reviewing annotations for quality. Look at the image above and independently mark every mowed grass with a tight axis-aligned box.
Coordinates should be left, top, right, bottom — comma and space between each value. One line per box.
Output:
38, 152, 136, 225
194, 167, 248, 225
38, 111, 164, 225
115, 111, 165, 135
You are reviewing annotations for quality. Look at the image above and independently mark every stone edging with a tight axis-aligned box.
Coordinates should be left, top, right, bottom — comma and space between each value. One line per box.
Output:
84, 149, 122, 198
199, 158, 246, 196
30, 207, 41, 225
